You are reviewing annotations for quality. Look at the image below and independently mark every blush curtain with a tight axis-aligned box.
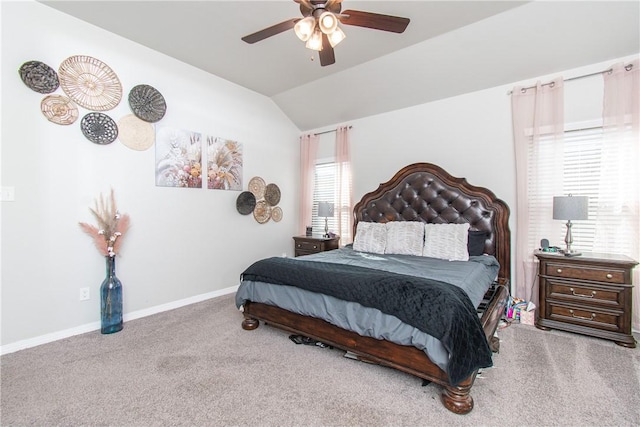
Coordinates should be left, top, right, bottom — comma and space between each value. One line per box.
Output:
600, 59, 639, 330
299, 133, 319, 235
335, 126, 353, 244
511, 79, 565, 306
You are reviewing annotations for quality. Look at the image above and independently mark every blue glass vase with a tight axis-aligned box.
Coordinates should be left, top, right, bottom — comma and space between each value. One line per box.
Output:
100, 256, 123, 334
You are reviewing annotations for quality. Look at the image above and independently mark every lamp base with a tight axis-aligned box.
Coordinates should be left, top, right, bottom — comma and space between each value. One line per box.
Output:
560, 250, 582, 257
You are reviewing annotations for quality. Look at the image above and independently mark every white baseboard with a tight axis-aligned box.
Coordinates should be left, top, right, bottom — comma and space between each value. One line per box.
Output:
0, 285, 238, 356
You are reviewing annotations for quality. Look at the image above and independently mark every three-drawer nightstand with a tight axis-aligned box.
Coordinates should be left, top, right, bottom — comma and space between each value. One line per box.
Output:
293, 235, 340, 257
535, 251, 638, 348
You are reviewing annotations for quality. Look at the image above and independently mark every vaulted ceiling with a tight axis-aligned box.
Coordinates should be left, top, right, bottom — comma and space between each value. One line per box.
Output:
40, 1, 640, 130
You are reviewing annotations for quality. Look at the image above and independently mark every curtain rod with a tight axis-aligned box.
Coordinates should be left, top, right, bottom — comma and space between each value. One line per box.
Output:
313, 125, 353, 136
507, 63, 634, 95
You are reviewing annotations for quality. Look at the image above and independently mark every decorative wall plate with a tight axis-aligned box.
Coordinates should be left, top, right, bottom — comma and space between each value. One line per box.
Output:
117, 114, 154, 151
58, 55, 122, 111
40, 95, 78, 125
264, 183, 281, 206
19, 61, 59, 94
128, 84, 166, 122
80, 112, 118, 145
253, 200, 271, 224
248, 176, 266, 199
236, 191, 257, 215
271, 206, 283, 222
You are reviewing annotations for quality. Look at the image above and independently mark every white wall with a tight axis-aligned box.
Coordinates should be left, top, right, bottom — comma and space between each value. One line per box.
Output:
1, 1, 299, 351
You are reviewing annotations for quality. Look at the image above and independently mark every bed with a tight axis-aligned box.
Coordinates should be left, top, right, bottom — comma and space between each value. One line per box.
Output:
236, 162, 511, 414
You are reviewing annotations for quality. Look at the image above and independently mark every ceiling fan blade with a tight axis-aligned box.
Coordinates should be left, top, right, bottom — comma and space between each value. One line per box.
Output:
241, 18, 300, 44
319, 33, 335, 67
339, 9, 410, 33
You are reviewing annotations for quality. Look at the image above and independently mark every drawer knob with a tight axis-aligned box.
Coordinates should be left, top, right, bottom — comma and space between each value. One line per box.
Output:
569, 288, 596, 298
313, 245, 318, 249
606, 273, 613, 279
556, 268, 562, 274
569, 309, 596, 321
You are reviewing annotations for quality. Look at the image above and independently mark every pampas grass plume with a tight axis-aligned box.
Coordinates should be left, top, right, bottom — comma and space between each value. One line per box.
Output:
79, 189, 130, 257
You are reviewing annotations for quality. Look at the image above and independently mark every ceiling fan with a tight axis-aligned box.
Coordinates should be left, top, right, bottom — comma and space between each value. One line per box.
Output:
241, 0, 410, 67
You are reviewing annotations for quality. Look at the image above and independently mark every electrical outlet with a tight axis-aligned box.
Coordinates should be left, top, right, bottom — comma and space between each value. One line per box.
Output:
1, 186, 15, 202
79, 287, 90, 301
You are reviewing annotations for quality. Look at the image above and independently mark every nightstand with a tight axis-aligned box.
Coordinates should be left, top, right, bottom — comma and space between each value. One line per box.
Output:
535, 251, 638, 348
293, 235, 340, 257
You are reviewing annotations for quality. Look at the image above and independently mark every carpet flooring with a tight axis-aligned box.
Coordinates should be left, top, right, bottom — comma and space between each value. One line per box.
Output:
1, 293, 639, 426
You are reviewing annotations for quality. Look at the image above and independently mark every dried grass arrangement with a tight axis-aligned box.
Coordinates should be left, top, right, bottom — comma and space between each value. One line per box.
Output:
79, 190, 130, 257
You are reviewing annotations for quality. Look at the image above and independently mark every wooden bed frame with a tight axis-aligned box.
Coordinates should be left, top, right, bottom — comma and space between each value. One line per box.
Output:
241, 162, 511, 414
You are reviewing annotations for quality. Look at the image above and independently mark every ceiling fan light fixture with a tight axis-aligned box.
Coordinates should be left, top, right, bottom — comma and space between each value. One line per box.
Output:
305, 29, 323, 51
328, 26, 346, 47
318, 11, 338, 34
294, 16, 316, 42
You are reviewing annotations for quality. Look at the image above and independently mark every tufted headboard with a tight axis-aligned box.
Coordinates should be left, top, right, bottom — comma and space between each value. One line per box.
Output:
353, 163, 511, 282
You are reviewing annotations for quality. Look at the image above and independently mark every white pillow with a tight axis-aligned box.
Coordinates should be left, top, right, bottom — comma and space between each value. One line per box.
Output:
384, 222, 425, 256
352, 222, 387, 254
423, 223, 470, 261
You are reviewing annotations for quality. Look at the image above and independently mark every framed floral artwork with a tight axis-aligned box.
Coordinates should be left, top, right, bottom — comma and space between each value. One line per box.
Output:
155, 127, 202, 188
206, 136, 242, 190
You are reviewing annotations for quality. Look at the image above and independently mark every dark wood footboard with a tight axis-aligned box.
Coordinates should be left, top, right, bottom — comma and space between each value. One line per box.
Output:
241, 279, 509, 414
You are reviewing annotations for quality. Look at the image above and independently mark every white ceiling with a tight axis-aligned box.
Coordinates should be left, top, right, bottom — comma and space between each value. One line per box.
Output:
40, 1, 640, 131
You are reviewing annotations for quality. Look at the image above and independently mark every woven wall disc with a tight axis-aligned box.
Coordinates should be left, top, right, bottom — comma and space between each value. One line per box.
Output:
236, 191, 257, 215
253, 200, 271, 224
271, 206, 283, 222
19, 61, 59, 94
264, 183, 281, 206
248, 176, 266, 199
117, 114, 155, 151
58, 55, 122, 111
80, 112, 118, 145
129, 84, 167, 122
40, 95, 78, 125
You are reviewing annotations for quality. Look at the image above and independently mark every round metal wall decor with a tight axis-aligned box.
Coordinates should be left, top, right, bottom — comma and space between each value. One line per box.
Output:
40, 95, 78, 125
253, 200, 271, 224
19, 61, 59, 94
248, 176, 266, 199
58, 55, 122, 111
80, 112, 118, 145
236, 191, 257, 215
264, 183, 281, 206
128, 84, 167, 122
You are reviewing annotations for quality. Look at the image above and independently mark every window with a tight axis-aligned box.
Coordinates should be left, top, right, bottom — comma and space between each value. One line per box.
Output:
527, 123, 634, 255
312, 159, 351, 242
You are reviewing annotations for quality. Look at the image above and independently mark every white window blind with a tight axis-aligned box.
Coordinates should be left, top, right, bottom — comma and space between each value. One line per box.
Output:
526, 125, 631, 254
312, 160, 351, 242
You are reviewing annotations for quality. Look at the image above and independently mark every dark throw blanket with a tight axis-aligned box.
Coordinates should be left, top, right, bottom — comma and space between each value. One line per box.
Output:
240, 257, 493, 385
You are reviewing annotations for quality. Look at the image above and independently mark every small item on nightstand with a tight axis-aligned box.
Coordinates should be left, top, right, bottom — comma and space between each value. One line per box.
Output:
305, 226, 312, 237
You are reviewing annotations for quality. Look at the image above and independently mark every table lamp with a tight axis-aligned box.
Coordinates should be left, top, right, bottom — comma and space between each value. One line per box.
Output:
553, 195, 588, 256
317, 202, 334, 238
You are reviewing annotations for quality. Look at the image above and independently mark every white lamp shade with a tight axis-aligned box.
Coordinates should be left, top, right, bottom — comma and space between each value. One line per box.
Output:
318, 11, 338, 34
318, 202, 334, 218
305, 30, 323, 51
294, 17, 315, 41
553, 195, 588, 220
328, 27, 346, 47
